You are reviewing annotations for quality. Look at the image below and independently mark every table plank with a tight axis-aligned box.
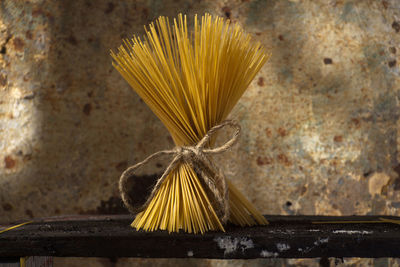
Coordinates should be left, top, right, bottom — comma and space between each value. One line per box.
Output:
1, 215, 400, 259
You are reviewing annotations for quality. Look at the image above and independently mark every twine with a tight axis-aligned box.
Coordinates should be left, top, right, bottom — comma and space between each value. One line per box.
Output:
119, 120, 241, 223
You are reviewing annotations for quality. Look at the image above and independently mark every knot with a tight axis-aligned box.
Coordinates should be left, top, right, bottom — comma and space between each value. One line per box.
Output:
119, 120, 241, 223
175, 146, 199, 161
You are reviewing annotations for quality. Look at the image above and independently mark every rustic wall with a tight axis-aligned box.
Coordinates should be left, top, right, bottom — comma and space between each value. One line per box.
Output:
1, 0, 400, 266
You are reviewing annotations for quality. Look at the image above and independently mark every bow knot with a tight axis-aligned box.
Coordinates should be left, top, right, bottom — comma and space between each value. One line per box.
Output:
176, 146, 200, 161
119, 120, 241, 223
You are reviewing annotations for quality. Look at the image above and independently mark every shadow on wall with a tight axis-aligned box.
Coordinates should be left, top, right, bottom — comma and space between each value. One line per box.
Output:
0, 0, 211, 222
233, 0, 400, 215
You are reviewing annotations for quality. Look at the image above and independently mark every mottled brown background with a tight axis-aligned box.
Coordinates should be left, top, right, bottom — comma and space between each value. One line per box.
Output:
1, 0, 400, 266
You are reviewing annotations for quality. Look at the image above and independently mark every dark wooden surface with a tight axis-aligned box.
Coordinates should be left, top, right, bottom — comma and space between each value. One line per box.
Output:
1, 215, 400, 259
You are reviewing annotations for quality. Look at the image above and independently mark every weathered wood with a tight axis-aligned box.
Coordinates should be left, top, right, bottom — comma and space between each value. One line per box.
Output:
0, 257, 19, 267
1, 215, 400, 259
0, 256, 53, 267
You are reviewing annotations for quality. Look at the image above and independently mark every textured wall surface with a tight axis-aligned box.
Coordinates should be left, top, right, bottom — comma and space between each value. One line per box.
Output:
1, 0, 400, 266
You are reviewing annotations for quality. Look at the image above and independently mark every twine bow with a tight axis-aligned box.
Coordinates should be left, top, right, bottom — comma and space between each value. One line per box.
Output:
119, 120, 241, 223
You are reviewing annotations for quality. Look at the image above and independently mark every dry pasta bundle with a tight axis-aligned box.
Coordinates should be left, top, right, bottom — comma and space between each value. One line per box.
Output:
111, 13, 269, 234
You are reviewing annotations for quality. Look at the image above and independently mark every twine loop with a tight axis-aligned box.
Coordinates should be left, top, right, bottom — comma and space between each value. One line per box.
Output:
119, 120, 241, 223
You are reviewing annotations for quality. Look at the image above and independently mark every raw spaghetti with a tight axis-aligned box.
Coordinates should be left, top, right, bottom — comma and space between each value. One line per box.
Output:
111, 13, 269, 233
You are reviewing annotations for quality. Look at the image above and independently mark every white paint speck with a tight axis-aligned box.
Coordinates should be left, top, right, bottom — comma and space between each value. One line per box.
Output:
320, 237, 329, 243
239, 238, 254, 252
260, 250, 279, 257
271, 229, 295, 235
214, 237, 238, 255
187, 251, 194, 257
276, 243, 290, 252
314, 237, 329, 245
332, 230, 372, 235
214, 237, 254, 255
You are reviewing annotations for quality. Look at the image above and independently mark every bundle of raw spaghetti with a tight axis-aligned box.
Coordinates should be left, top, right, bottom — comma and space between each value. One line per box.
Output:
111, 13, 269, 233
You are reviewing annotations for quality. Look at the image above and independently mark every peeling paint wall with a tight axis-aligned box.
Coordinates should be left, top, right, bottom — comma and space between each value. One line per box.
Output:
1, 0, 400, 266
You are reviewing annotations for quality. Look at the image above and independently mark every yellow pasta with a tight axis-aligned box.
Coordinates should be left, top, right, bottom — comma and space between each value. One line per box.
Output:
111, 13, 269, 233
